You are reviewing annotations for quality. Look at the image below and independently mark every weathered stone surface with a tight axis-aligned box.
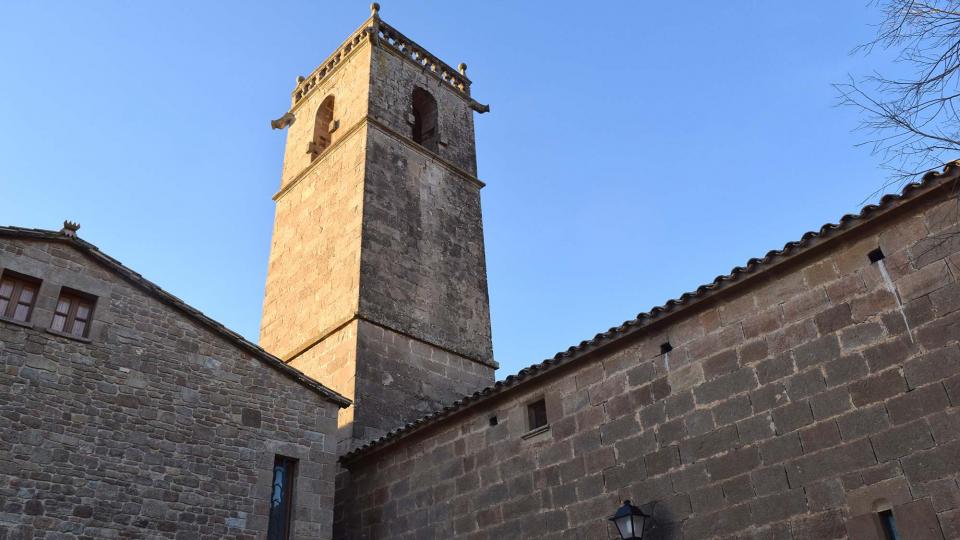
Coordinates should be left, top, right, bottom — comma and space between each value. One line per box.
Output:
0, 239, 341, 539
10, 15, 960, 539
871, 420, 936, 462
262, 27, 496, 452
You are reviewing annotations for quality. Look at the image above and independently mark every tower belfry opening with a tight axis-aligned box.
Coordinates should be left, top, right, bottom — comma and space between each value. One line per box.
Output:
411, 87, 439, 151
310, 95, 336, 159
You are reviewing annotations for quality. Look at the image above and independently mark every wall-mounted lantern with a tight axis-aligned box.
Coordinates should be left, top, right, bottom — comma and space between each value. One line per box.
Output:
608, 500, 650, 539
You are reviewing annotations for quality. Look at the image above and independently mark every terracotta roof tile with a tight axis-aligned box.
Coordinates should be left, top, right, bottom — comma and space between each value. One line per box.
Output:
341, 162, 960, 463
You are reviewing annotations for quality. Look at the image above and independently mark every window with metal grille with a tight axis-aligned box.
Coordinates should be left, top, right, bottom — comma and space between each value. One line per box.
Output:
50, 288, 96, 338
267, 455, 297, 540
0, 271, 41, 323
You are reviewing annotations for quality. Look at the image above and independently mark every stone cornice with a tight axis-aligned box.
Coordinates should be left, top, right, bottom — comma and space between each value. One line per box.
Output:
288, 14, 488, 116
282, 312, 500, 370
365, 116, 485, 188
290, 16, 376, 113
272, 115, 485, 202
272, 113, 369, 202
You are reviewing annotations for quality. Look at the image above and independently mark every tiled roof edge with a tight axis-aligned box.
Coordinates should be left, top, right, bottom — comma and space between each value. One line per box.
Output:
341, 161, 960, 463
0, 228, 352, 409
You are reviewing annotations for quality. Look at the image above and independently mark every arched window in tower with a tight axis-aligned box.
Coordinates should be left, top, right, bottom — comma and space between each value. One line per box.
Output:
411, 87, 439, 152
309, 95, 336, 160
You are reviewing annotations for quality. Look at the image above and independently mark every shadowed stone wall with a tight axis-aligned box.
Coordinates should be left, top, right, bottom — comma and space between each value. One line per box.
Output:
0, 238, 341, 540
335, 181, 960, 539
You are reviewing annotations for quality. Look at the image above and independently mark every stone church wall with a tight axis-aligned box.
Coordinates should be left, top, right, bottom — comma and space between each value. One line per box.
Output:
0, 238, 341, 539
335, 184, 960, 539
360, 125, 494, 364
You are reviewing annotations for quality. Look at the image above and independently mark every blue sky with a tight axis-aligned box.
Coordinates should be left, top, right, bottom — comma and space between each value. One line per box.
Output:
1, 1, 906, 376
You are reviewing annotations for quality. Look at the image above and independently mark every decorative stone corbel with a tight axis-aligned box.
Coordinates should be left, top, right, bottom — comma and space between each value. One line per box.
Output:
270, 112, 296, 130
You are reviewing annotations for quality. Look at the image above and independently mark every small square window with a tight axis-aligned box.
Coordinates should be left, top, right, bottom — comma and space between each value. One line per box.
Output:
51, 288, 96, 338
0, 271, 41, 323
527, 398, 548, 431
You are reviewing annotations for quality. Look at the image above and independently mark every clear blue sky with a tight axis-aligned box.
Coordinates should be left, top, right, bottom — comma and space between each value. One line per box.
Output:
1, 1, 906, 377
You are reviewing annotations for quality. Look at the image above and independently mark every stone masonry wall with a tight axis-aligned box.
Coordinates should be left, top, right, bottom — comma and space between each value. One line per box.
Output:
260, 125, 368, 361
352, 320, 495, 445
264, 32, 495, 455
360, 126, 493, 364
259, 43, 372, 360
279, 44, 373, 191
0, 238, 341, 540
335, 184, 960, 539
287, 320, 361, 451
368, 44, 478, 176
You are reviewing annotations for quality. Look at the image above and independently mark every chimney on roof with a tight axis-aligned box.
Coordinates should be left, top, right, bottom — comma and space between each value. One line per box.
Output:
60, 220, 80, 238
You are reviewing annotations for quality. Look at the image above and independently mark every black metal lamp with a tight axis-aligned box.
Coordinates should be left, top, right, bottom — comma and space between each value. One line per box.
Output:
608, 500, 649, 539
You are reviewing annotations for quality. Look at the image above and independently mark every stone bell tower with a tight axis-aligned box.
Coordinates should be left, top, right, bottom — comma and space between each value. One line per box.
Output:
260, 4, 497, 451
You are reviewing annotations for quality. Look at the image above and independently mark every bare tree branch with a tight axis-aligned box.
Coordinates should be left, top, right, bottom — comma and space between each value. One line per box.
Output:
839, 1, 960, 190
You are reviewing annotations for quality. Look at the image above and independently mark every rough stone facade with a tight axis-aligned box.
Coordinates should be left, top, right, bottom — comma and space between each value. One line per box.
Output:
260, 10, 496, 449
0, 234, 346, 539
6, 6, 960, 540
334, 171, 960, 539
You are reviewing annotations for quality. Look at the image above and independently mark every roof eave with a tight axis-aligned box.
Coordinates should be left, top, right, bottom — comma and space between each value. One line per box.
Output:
340, 162, 960, 464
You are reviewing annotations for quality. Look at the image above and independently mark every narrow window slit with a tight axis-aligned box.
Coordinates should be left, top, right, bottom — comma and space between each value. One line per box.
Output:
878, 509, 900, 540
868, 248, 885, 264
267, 455, 297, 540
660, 342, 673, 355
488, 416, 498, 426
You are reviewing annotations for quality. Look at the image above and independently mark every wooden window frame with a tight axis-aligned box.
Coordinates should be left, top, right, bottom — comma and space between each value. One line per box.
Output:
51, 287, 96, 338
526, 397, 548, 432
0, 270, 42, 324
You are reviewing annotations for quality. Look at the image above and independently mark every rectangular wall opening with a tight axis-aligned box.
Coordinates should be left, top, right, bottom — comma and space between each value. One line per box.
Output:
268, 455, 298, 540
526, 398, 547, 431
868, 247, 886, 264
878, 509, 901, 540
